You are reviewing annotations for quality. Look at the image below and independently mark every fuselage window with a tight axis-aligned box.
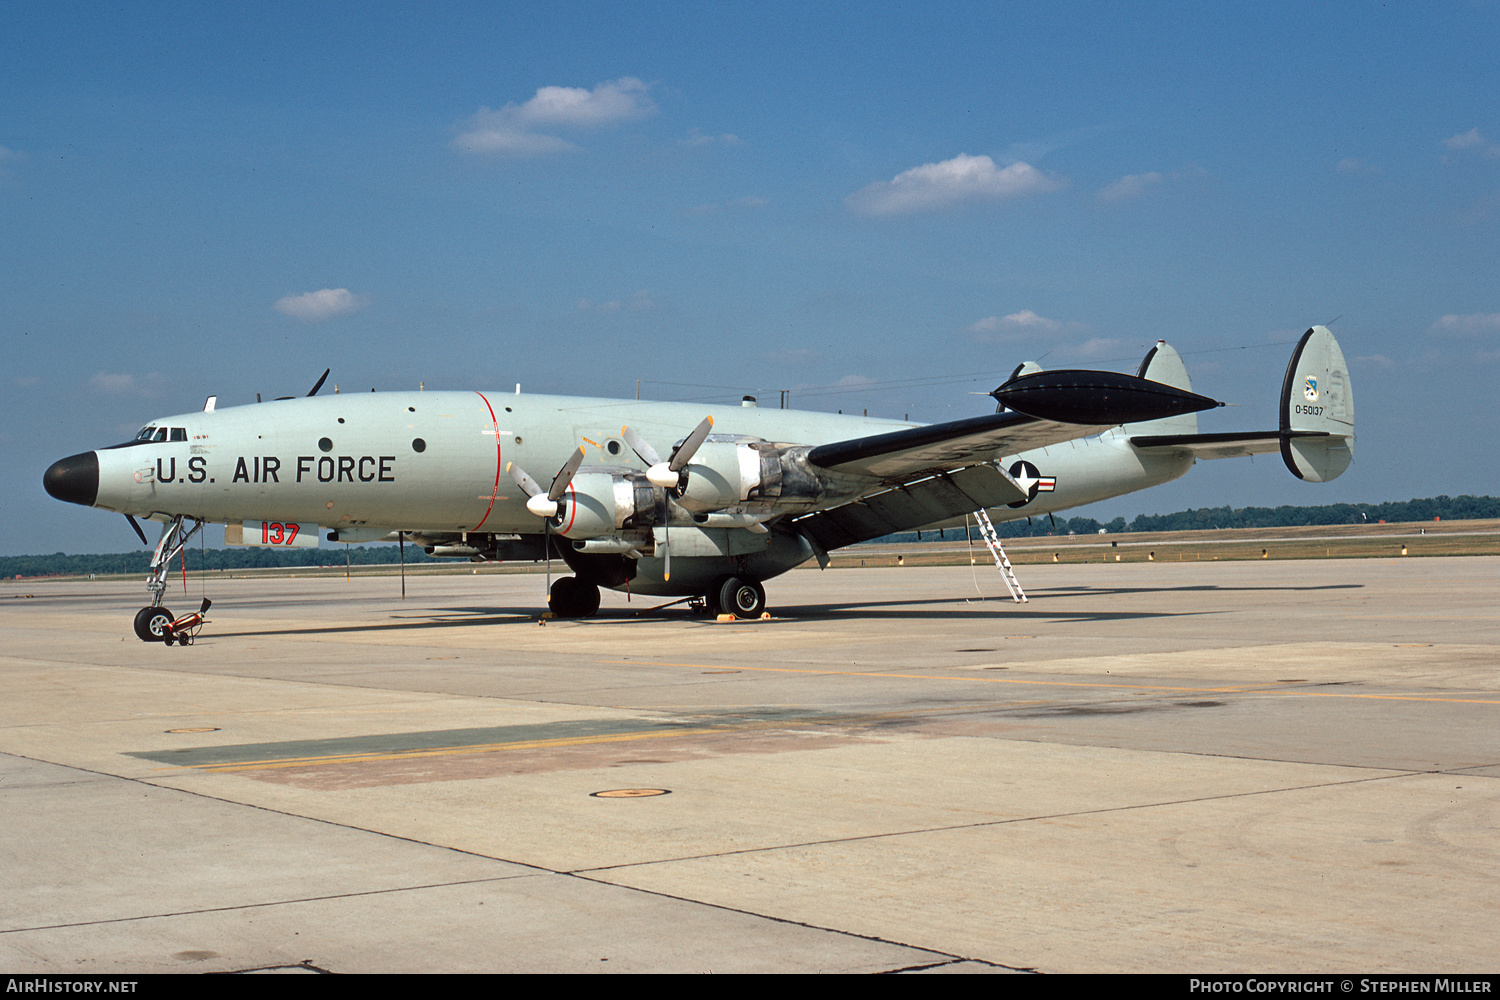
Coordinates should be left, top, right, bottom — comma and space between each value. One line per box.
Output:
153, 428, 168, 442
135, 426, 156, 442
169, 428, 187, 441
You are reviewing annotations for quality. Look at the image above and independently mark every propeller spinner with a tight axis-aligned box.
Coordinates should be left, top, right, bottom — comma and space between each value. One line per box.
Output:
621, 415, 713, 489
508, 447, 585, 519
619, 415, 713, 581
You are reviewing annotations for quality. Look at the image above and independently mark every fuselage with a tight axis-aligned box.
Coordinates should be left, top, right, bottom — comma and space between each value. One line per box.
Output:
68, 392, 916, 532
45, 389, 1193, 595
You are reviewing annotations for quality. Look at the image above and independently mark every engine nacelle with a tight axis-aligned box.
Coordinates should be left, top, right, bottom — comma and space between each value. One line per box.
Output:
677, 439, 781, 513
553, 472, 657, 539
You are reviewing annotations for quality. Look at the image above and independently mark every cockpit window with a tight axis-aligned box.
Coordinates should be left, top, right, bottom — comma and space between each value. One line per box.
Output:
108, 425, 186, 450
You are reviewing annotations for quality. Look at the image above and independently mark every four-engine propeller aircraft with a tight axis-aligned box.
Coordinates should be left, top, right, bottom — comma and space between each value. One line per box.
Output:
44, 326, 1353, 640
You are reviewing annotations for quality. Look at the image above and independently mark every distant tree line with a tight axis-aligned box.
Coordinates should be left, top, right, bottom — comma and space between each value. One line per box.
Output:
1, 542, 436, 580
5, 495, 1498, 578
898, 495, 1500, 543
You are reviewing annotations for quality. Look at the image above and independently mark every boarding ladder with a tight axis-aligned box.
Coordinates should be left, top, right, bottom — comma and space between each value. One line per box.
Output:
974, 509, 1028, 603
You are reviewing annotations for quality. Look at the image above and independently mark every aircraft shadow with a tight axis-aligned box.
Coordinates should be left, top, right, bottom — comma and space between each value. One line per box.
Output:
199, 583, 1359, 637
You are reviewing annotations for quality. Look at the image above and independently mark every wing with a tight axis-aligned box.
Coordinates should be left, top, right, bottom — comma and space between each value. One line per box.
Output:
793, 369, 1223, 551
793, 464, 1027, 552
807, 368, 1222, 482
806, 409, 1108, 480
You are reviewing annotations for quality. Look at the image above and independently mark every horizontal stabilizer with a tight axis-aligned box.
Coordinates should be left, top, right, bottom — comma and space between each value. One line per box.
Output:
1129, 325, 1354, 483
1131, 429, 1329, 460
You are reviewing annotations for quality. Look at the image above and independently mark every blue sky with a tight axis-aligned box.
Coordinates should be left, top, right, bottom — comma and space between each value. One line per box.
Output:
4, 2, 1497, 555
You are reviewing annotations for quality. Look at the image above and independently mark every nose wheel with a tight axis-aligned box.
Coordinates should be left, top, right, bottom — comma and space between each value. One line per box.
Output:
132, 514, 205, 641
133, 606, 174, 642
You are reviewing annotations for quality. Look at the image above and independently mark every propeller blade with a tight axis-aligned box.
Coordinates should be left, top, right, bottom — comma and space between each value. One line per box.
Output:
507, 461, 542, 498
307, 369, 330, 397
632, 416, 714, 489
547, 447, 585, 503
668, 416, 714, 472
510, 462, 559, 518
125, 514, 149, 546
621, 426, 661, 467
661, 523, 670, 582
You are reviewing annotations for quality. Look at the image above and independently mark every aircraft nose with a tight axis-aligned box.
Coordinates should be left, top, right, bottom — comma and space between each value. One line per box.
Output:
43, 452, 100, 507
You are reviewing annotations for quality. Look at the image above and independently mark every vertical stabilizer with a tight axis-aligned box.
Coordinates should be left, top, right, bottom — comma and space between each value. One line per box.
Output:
1122, 341, 1197, 436
1280, 326, 1354, 481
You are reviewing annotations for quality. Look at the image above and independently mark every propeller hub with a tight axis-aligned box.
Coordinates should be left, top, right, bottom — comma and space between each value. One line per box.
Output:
646, 463, 680, 489
526, 493, 561, 518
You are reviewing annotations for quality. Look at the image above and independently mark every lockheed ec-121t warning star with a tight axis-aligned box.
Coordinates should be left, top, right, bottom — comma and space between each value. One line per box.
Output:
44, 326, 1353, 640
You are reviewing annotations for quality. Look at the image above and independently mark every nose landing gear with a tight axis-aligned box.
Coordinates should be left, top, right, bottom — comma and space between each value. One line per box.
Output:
133, 606, 174, 642
133, 515, 206, 642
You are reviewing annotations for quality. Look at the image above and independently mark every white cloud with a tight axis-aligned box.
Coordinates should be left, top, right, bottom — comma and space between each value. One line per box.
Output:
274, 288, 367, 322
457, 128, 579, 156
680, 130, 743, 148
577, 290, 654, 313
1430, 312, 1500, 337
516, 78, 655, 127
845, 154, 1063, 216
1442, 128, 1500, 161
88, 372, 166, 397
1098, 171, 1164, 202
1097, 165, 1206, 201
89, 373, 140, 394
1336, 157, 1380, 174
1445, 128, 1486, 150
456, 77, 656, 156
968, 309, 1064, 340
1065, 337, 1128, 360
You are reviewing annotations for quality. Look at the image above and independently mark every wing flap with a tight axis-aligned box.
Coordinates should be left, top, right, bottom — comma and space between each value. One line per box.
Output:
793, 464, 1026, 551
807, 411, 1106, 480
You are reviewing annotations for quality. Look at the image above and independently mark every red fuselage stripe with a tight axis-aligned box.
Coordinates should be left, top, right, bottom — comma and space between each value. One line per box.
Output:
472, 391, 502, 530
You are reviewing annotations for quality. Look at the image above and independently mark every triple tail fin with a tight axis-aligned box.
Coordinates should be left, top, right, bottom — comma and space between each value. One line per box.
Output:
1127, 325, 1355, 483
1121, 341, 1197, 436
1279, 326, 1354, 481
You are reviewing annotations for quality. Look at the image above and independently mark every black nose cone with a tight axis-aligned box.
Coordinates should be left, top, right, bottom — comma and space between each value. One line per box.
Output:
44, 452, 100, 507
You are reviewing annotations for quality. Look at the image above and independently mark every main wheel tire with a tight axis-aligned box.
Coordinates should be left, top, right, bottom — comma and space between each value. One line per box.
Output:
548, 577, 578, 617
548, 577, 600, 618
718, 576, 766, 619
573, 580, 600, 617
134, 606, 173, 642
701, 575, 733, 616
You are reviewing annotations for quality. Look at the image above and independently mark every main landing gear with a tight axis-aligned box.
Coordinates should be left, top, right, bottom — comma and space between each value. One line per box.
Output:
548, 576, 601, 618
704, 574, 766, 619
133, 514, 205, 642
